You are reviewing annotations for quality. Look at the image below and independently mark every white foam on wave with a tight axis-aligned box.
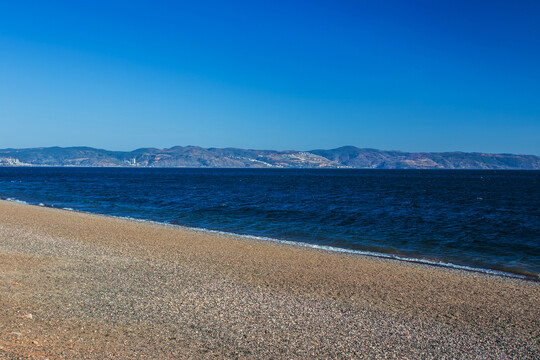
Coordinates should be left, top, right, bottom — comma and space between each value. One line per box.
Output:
6, 198, 28, 204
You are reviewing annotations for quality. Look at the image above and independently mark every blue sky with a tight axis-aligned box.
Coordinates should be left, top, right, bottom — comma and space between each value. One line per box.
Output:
0, 0, 539, 154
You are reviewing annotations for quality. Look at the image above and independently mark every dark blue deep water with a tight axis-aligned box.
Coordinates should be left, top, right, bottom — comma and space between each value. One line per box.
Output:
0, 167, 539, 278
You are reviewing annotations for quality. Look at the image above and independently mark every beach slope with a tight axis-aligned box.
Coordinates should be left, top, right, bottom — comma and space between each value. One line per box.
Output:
0, 200, 538, 358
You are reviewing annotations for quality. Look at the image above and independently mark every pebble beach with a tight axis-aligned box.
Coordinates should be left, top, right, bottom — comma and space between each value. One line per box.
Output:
0, 200, 538, 359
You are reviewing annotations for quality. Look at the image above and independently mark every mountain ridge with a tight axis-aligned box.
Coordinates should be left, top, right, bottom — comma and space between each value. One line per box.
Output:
0, 146, 539, 169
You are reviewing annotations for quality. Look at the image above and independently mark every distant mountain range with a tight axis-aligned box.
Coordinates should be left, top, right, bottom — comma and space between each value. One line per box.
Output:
0, 146, 539, 169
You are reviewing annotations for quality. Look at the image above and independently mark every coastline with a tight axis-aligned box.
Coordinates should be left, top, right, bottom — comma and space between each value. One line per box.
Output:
0, 200, 538, 358
2, 196, 537, 281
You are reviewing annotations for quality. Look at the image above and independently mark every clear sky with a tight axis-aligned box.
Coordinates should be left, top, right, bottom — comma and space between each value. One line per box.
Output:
1, 0, 539, 154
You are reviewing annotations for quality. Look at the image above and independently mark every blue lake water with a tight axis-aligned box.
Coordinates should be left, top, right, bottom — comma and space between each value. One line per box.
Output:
0, 167, 538, 278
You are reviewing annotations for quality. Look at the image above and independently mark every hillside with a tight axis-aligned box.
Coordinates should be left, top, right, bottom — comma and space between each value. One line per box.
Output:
0, 146, 539, 169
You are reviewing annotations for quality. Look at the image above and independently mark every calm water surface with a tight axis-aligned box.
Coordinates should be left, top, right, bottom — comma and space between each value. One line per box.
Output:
0, 168, 538, 278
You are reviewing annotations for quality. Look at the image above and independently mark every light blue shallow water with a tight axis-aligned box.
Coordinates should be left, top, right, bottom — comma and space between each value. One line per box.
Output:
0, 167, 538, 278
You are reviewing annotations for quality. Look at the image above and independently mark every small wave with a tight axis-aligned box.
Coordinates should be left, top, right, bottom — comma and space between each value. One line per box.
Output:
6, 198, 28, 204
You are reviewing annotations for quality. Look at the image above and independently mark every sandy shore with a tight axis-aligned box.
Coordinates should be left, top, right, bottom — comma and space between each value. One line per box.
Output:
0, 200, 538, 359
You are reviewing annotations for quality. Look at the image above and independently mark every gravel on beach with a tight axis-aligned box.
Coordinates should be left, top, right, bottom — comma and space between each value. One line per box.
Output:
0, 200, 538, 359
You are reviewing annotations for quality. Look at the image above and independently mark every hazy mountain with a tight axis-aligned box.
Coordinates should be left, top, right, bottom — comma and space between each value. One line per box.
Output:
0, 146, 539, 169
